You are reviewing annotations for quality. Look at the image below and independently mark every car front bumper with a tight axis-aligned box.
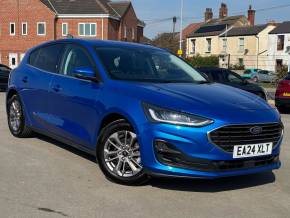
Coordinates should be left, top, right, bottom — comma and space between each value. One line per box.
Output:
138, 121, 282, 179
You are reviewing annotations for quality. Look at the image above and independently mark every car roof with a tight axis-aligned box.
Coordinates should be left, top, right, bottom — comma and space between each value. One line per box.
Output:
197, 67, 226, 72
31, 38, 163, 52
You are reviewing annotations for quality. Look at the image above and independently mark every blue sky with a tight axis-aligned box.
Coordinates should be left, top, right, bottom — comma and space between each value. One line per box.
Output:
128, 0, 290, 39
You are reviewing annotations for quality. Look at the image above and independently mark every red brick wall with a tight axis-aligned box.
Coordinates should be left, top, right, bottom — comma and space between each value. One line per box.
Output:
0, 0, 55, 66
0, 1, 144, 67
119, 4, 139, 42
107, 19, 120, 41
56, 18, 108, 40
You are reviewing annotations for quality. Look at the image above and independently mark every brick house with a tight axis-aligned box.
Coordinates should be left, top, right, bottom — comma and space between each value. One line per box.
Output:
0, 0, 145, 68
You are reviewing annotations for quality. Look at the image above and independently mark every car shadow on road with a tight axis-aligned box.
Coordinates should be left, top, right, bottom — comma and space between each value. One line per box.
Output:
149, 172, 276, 192
35, 134, 276, 192
35, 134, 96, 163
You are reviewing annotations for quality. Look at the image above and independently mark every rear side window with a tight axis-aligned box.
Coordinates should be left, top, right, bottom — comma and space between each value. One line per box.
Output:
29, 44, 64, 73
285, 74, 290, 80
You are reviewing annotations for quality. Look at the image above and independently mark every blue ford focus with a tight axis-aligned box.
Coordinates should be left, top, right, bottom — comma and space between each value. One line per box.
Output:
6, 39, 283, 185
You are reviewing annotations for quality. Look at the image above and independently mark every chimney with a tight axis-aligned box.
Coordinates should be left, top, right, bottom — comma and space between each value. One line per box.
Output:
205, 8, 213, 22
219, 3, 228, 19
248, 5, 256, 26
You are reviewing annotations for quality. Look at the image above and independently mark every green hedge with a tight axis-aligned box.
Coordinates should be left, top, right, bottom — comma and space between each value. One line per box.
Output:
185, 55, 219, 68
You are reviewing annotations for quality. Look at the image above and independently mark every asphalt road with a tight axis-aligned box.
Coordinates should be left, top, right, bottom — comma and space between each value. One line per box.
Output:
0, 92, 290, 218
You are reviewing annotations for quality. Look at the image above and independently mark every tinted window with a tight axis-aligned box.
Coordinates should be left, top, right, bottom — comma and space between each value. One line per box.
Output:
0, 65, 10, 72
244, 70, 251, 74
29, 44, 64, 73
285, 74, 290, 80
96, 47, 206, 83
60, 45, 93, 76
223, 70, 243, 83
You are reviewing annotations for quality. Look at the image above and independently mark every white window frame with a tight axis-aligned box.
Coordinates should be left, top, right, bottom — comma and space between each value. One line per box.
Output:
222, 38, 227, 52
124, 25, 127, 38
22, 22, 28, 35
10, 22, 16, 36
206, 38, 212, 53
78, 23, 97, 37
239, 37, 245, 52
132, 27, 135, 40
37, 22, 46, 36
62, 23, 68, 36
191, 39, 196, 54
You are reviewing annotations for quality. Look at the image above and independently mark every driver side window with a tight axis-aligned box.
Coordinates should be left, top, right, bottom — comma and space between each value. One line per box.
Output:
223, 70, 242, 83
60, 45, 93, 76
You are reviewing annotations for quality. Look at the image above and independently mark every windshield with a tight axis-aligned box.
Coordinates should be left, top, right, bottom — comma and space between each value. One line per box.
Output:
95, 47, 207, 83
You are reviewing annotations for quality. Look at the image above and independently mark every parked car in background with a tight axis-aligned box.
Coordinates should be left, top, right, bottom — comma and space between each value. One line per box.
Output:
0, 64, 11, 91
242, 69, 277, 83
242, 68, 260, 82
6, 39, 283, 185
197, 67, 267, 100
275, 73, 290, 112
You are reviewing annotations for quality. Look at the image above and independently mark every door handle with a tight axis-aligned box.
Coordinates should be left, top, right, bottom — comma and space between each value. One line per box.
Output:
52, 84, 62, 92
22, 77, 28, 83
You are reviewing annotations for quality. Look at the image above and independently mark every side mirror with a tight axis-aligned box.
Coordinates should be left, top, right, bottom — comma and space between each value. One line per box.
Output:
72, 67, 99, 82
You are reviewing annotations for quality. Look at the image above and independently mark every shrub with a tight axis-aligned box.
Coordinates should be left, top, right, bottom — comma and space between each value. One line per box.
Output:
185, 55, 219, 68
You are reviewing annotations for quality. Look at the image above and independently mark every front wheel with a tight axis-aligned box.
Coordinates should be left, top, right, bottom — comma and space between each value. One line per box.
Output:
97, 120, 148, 185
7, 95, 33, 138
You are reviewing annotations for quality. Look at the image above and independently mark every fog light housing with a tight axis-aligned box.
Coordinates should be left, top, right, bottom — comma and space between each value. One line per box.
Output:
154, 140, 181, 155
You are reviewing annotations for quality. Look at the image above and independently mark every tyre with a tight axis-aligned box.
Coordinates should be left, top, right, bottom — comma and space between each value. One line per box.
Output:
253, 77, 258, 83
7, 95, 33, 138
97, 119, 148, 185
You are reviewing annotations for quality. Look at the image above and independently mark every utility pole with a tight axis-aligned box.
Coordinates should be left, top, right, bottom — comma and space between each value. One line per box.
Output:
178, 0, 184, 57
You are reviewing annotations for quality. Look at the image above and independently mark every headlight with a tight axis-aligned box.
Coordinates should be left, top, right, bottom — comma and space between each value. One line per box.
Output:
143, 103, 213, 127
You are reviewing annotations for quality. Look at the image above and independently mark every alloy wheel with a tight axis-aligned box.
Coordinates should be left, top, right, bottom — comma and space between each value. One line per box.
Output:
9, 99, 22, 132
103, 130, 142, 178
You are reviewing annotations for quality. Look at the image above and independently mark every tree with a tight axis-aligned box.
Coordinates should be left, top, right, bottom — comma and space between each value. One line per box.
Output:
152, 33, 179, 54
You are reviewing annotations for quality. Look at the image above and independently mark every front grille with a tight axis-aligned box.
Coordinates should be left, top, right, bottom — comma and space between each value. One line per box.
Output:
154, 140, 280, 172
209, 123, 283, 152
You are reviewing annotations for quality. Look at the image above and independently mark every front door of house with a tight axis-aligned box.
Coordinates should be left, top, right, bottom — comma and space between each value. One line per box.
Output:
9, 53, 18, 69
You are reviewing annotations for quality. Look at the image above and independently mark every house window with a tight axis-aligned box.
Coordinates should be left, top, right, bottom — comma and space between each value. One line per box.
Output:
132, 27, 135, 40
62, 23, 68, 36
22, 22, 27, 35
222, 38, 227, 52
124, 25, 127, 39
206, 38, 212, 53
37, 22, 46, 35
239, 38, 245, 52
78, 23, 96, 37
10, 23, 15, 35
277, 35, 285, 51
191, 39, 196, 54
238, 58, 244, 66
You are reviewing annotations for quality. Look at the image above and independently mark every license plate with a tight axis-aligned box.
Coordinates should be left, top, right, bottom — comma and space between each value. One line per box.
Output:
283, 92, 290, 97
233, 143, 273, 159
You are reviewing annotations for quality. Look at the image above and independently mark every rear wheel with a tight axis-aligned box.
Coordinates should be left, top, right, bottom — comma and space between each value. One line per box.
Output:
253, 77, 259, 83
7, 95, 33, 138
97, 120, 148, 185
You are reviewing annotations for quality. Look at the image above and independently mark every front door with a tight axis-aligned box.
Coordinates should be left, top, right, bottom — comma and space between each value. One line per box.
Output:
48, 44, 102, 150
9, 53, 18, 69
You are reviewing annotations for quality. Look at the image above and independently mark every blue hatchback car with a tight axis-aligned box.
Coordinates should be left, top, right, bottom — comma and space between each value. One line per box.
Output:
6, 39, 283, 185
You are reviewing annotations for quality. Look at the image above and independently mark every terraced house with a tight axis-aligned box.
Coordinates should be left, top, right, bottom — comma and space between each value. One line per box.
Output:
186, 3, 251, 58
219, 23, 276, 69
0, 0, 145, 68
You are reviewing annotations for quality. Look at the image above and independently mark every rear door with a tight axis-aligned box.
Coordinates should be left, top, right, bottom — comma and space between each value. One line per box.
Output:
47, 44, 102, 149
20, 43, 65, 130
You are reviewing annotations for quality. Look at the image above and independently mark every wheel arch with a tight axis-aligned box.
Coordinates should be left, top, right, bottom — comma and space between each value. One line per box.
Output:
96, 111, 140, 151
